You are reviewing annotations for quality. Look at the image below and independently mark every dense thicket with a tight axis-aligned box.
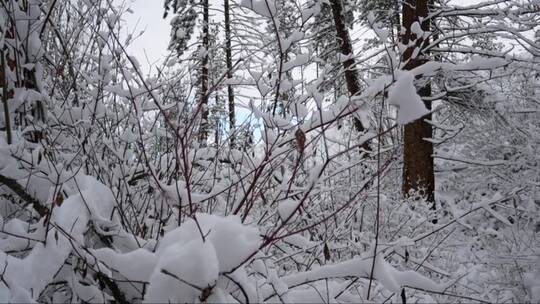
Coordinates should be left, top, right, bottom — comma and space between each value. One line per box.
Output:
0, 0, 538, 302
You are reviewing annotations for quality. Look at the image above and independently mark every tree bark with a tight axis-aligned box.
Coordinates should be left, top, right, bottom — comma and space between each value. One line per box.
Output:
329, 0, 366, 134
224, 0, 236, 147
1, 50, 12, 144
199, 0, 210, 144
401, 0, 435, 203
0, 174, 48, 217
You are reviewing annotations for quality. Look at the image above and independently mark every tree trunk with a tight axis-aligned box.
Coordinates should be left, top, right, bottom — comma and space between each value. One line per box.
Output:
199, 0, 210, 144
329, 0, 366, 134
1, 50, 12, 145
224, 0, 236, 147
401, 0, 435, 203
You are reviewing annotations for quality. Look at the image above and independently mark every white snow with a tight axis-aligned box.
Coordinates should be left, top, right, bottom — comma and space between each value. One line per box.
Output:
283, 53, 310, 72
262, 255, 443, 299
0, 176, 115, 301
278, 199, 301, 221
145, 239, 219, 303
91, 213, 262, 302
387, 71, 429, 124
240, 0, 277, 18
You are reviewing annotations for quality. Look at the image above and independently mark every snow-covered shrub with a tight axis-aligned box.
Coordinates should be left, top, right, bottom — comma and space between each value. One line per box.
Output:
0, 0, 538, 303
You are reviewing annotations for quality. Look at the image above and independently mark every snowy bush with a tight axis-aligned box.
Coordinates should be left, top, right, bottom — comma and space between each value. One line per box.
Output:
0, 0, 538, 303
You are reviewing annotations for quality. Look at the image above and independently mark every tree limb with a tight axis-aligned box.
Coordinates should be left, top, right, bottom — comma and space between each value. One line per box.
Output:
0, 174, 48, 217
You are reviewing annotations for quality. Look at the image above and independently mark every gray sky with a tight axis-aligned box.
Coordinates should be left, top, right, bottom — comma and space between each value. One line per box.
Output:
124, 0, 170, 73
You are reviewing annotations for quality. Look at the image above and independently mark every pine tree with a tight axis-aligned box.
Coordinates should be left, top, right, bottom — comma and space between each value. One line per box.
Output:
224, 0, 236, 147
165, 0, 210, 144
199, 0, 210, 144
328, 0, 367, 134
401, 0, 435, 203
165, 0, 197, 56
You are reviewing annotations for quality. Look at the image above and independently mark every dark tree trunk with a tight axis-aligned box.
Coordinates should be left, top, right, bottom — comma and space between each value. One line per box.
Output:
401, 0, 435, 203
1, 50, 12, 145
224, 0, 236, 147
214, 93, 220, 146
329, 0, 366, 134
1, 14, 17, 145
199, 0, 210, 144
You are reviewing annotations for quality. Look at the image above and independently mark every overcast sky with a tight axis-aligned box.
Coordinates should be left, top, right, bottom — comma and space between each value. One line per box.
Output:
124, 0, 170, 73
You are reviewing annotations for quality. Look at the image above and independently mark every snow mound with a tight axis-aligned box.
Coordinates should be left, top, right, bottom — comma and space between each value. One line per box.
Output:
93, 213, 262, 302
388, 71, 429, 124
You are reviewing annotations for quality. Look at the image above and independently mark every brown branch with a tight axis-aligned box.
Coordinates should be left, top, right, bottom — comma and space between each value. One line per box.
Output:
0, 174, 48, 217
